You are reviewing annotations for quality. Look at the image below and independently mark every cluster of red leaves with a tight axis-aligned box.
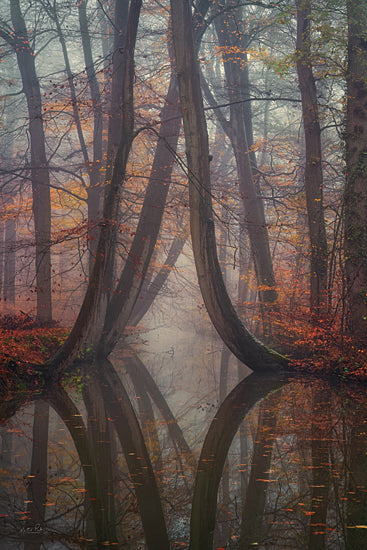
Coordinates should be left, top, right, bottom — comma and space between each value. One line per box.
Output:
268, 308, 367, 383
0, 314, 69, 369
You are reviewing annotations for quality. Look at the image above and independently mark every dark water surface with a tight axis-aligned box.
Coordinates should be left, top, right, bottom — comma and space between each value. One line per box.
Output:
1, 359, 366, 549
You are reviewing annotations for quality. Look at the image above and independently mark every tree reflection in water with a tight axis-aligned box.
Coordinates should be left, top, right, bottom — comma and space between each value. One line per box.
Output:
1, 357, 367, 549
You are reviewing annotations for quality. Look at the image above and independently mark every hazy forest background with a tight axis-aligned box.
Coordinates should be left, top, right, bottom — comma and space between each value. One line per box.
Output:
1, 0, 367, 548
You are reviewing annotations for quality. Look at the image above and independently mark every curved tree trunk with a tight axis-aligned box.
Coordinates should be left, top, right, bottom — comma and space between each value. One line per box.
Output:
170, 0, 287, 373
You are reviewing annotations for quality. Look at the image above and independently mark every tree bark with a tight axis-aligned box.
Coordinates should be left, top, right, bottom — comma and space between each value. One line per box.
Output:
47, 0, 142, 378
296, 0, 328, 319
344, 0, 367, 343
78, 0, 104, 267
214, 2, 278, 305
170, 0, 287, 372
8, 0, 52, 323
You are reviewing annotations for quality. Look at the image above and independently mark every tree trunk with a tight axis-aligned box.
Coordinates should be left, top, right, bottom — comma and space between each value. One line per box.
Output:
170, 0, 287, 373
78, 0, 104, 267
47, 0, 142, 378
214, 2, 278, 306
99, 74, 182, 355
129, 229, 188, 326
296, 0, 328, 319
344, 0, 367, 343
9, 0, 52, 323
4, 205, 16, 307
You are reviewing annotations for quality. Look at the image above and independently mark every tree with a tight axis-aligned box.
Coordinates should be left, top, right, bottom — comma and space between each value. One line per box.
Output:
344, 0, 367, 344
0, 0, 52, 323
296, 0, 328, 319
170, 0, 287, 373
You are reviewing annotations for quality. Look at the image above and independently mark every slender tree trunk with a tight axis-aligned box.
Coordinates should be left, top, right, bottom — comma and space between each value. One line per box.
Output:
170, 0, 287, 373
129, 229, 188, 326
47, 0, 142, 378
214, 2, 277, 306
296, 0, 328, 319
344, 0, 367, 343
4, 206, 16, 307
9, 0, 52, 323
78, 0, 104, 267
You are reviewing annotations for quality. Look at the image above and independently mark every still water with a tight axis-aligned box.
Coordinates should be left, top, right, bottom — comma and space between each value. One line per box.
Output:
0, 354, 366, 549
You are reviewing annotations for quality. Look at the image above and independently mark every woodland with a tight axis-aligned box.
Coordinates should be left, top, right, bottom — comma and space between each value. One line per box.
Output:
0, 0, 367, 548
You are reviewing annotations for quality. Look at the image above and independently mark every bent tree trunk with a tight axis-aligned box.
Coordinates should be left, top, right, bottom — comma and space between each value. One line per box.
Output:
170, 0, 287, 372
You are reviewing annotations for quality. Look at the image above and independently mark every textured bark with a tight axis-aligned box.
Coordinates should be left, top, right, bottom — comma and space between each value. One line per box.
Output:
296, 0, 328, 318
170, 0, 287, 372
189, 374, 286, 550
8, 0, 52, 322
344, 0, 367, 342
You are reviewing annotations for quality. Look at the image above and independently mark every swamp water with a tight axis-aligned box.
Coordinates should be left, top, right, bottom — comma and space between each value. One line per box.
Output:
0, 355, 366, 549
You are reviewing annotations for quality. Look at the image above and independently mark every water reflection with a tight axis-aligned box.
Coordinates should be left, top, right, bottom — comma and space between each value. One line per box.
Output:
0, 355, 367, 549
